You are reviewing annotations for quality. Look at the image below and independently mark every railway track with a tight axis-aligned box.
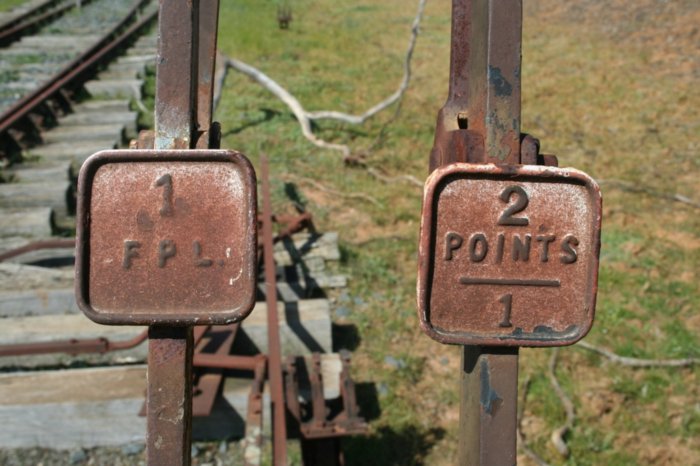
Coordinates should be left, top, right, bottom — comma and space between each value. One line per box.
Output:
0, 0, 160, 372
0, 1, 365, 461
0, 0, 157, 230
0, 0, 87, 47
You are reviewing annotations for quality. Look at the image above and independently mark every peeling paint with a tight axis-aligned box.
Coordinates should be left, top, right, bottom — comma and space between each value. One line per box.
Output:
488, 65, 512, 97
480, 359, 503, 416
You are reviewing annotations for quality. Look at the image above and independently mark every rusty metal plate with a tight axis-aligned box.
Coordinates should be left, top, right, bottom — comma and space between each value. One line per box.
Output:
75, 149, 257, 325
418, 163, 602, 346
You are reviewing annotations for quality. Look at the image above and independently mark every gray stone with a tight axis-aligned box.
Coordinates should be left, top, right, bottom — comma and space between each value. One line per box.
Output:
69, 449, 86, 464
0, 181, 71, 210
42, 124, 125, 145
335, 306, 351, 318
384, 355, 406, 370
0, 207, 54, 238
84, 79, 143, 100
121, 443, 145, 456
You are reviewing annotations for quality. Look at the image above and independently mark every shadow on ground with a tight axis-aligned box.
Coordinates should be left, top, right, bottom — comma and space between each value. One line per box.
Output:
343, 425, 446, 466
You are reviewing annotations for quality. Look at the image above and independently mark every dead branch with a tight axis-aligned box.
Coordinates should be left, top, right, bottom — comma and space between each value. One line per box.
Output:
345, 90, 425, 189
548, 348, 575, 458
366, 167, 423, 188
306, 0, 427, 124
221, 57, 352, 156
517, 376, 553, 466
597, 178, 700, 209
280, 174, 382, 207
215, 0, 427, 157
577, 341, 700, 367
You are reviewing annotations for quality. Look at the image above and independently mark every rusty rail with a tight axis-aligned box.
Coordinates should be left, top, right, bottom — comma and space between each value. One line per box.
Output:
0, 0, 87, 47
0, 0, 61, 35
0, 238, 75, 262
260, 154, 289, 465
0, 0, 156, 148
244, 356, 267, 466
0, 331, 148, 357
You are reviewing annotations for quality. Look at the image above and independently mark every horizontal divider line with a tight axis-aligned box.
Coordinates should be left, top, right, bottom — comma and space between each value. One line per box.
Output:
459, 277, 561, 287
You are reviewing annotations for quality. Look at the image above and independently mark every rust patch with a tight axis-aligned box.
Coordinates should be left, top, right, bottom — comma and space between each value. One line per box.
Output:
75, 149, 258, 326
418, 163, 602, 346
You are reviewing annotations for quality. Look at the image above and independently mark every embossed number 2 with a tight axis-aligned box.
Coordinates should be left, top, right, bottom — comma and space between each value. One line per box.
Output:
497, 185, 529, 226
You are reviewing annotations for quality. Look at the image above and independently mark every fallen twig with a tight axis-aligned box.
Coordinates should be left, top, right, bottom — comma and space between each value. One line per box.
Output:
577, 341, 700, 367
548, 348, 575, 458
306, 0, 426, 125
221, 57, 352, 156
366, 167, 423, 188
215, 0, 427, 157
517, 375, 552, 466
597, 179, 700, 209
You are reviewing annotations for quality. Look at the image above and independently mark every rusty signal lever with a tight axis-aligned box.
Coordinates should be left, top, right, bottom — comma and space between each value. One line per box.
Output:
74, 2, 258, 465
418, 1, 602, 464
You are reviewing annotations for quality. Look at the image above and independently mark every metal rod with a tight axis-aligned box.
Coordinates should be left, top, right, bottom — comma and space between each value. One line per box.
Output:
470, 0, 522, 164
154, 0, 199, 151
196, 0, 220, 146
244, 357, 267, 466
147, 326, 194, 466
147, 1, 200, 464
458, 347, 519, 465
0, 238, 75, 262
0, 331, 148, 357
458, 0, 521, 462
434, 1, 523, 464
193, 353, 263, 371
260, 154, 288, 465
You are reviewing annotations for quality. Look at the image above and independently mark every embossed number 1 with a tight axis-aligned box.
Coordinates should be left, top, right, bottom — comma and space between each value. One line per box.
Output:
156, 173, 174, 217
499, 294, 513, 328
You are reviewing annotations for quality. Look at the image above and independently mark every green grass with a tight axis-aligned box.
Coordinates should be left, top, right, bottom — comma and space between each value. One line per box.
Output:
0, 0, 25, 13
213, 1, 699, 464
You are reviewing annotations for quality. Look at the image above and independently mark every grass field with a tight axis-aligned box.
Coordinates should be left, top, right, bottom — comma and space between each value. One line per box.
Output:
214, 1, 698, 464
0, 0, 25, 13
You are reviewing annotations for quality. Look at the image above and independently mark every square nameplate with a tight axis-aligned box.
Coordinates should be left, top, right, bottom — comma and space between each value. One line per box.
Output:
418, 163, 602, 346
76, 150, 257, 325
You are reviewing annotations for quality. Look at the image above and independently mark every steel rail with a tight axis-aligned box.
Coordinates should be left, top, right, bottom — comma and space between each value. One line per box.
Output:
0, 0, 156, 140
0, 238, 75, 262
0, 328, 261, 371
0, 0, 94, 47
0, 331, 148, 357
0, 0, 61, 35
193, 353, 264, 372
260, 154, 289, 465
